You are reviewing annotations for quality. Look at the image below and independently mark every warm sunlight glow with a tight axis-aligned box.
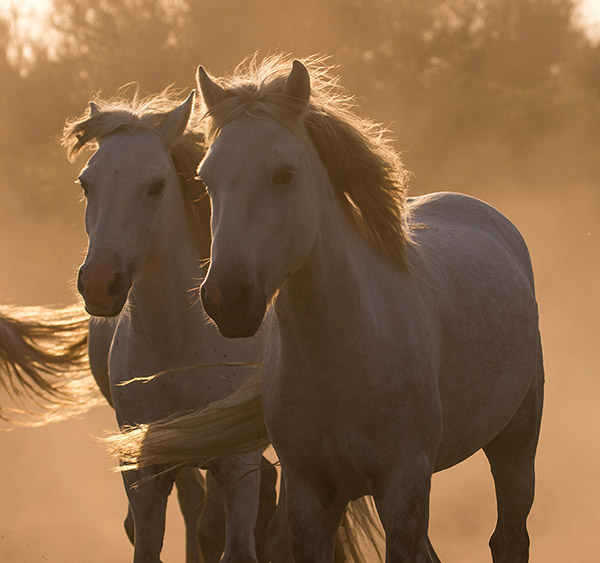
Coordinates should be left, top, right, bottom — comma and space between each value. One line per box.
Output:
0, 1, 598, 562
0, 0, 50, 10
0, 0, 51, 43
578, 0, 600, 35
0, 0, 50, 17
3, 0, 600, 38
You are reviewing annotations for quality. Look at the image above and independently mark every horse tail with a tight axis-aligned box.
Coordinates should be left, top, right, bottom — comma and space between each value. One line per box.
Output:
0, 304, 103, 426
335, 496, 385, 563
105, 368, 268, 470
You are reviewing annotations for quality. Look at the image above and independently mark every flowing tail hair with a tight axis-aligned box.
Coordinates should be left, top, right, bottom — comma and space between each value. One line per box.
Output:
104, 366, 268, 470
104, 365, 384, 562
337, 496, 385, 563
0, 304, 103, 426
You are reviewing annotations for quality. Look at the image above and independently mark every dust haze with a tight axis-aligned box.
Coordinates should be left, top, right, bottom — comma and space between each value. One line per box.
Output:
0, 0, 598, 561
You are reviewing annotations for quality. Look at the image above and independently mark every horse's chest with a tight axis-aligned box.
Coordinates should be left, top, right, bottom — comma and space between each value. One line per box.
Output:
108, 332, 243, 426
277, 422, 378, 501
265, 367, 409, 487
264, 335, 443, 493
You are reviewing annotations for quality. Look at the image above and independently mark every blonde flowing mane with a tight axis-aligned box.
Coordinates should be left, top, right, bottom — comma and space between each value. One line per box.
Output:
62, 88, 211, 258
201, 55, 410, 269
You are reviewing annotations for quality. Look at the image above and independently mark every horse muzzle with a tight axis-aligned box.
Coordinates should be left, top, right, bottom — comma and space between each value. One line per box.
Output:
77, 261, 131, 317
201, 276, 267, 338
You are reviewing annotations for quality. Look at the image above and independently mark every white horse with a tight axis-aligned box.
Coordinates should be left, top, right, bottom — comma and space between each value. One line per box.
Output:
194, 56, 544, 562
63, 90, 276, 563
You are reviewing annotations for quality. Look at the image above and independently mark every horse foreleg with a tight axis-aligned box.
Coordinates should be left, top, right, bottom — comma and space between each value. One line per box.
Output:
197, 471, 226, 563
267, 474, 291, 563
175, 468, 206, 563
255, 456, 277, 562
208, 452, 262, 563
374, 453, 434, 563
196, 455, 276, 563
122, 468, 175, 563
483, 372, 543, 563
284, 470, 345, 563
269, 475, 351, 563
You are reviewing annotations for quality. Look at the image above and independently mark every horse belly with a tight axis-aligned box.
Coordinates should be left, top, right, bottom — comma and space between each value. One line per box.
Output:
408, 193, 543, 471
433, 262, 541, 470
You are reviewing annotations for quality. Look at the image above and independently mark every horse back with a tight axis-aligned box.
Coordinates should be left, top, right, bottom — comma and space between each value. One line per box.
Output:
407, 191, 535, 290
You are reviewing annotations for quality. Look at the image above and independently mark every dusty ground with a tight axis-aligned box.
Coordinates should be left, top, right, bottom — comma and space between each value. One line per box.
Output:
0, 183, 598, 561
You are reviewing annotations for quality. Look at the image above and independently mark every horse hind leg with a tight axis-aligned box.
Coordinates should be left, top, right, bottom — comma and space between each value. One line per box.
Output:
483, 368, 544, 563
175, 468, 206, 563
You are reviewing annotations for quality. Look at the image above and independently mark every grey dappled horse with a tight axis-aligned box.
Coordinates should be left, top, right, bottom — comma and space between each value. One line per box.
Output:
195, 55, 543, 563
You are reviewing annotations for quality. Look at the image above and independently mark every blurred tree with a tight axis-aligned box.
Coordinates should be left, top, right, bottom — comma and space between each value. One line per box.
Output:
0, 0, 598, 198
50, 0, 191, 93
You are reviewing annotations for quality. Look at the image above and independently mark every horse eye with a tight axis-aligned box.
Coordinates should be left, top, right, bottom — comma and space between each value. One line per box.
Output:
273, 169, 296, 186
148, 179, 166, 196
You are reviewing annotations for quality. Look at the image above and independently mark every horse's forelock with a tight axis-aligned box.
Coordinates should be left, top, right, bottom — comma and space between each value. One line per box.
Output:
201, 54, 410, 269
63, 90, 210, 258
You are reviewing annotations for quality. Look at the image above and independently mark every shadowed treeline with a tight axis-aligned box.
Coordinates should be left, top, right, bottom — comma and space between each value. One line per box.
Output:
1, 0, 600, 192
0, 0, 598, 561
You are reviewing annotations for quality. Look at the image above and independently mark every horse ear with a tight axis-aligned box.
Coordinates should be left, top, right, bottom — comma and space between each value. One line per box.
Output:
197, 66, 228, 111
284, 60, 310, 110
89, 102, 100, 116
158, 90, 195, 146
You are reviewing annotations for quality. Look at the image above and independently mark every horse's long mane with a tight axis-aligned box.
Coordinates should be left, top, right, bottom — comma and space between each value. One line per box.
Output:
201, 54, 410, 269
62, 87, 211, 258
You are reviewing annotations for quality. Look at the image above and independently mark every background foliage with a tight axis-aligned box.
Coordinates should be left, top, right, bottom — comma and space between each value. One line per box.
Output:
1, 0, 599, 190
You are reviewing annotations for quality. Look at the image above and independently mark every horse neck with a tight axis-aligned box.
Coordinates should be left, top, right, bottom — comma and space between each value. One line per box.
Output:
127, 179, 205, 340
275, 177, 378, 346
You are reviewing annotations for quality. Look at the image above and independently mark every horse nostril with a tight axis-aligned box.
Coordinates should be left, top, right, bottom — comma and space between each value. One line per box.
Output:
107, 272, 126, 297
